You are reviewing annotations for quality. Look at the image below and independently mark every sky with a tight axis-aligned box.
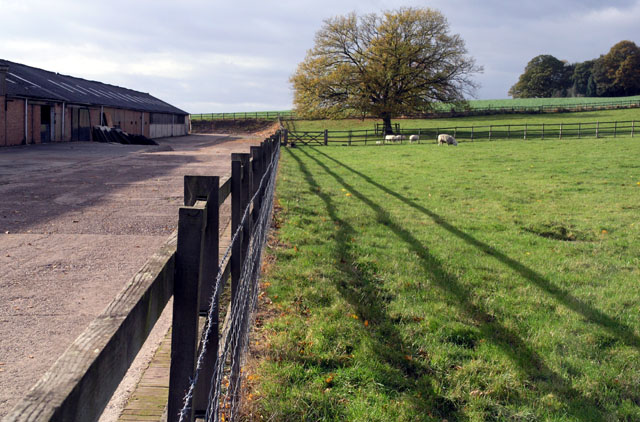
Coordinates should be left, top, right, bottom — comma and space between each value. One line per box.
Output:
1, 0, 639, 113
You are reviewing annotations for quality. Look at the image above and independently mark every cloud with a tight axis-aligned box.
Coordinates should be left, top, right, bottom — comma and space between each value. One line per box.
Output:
1, 0, 639, 110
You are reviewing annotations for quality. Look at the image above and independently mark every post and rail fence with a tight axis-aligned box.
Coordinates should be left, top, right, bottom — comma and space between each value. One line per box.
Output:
282, 119, 637, 146
190, 98, 640, 122
3, 132, 282, 422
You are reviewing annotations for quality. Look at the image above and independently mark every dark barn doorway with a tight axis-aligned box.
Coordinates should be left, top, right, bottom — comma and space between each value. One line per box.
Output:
40, 105, 52, 143
71, 107, 91, 141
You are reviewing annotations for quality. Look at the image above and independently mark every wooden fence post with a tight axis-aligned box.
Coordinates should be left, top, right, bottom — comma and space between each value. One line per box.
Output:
632, 120, 635, 137
614, 121, 617, 138
348, 130, 352, 146
183, 176, 221, 417
541, 123, 545, 140
596, 121, 599, 138
524, 124, 527, 140
230, 152, 251, 410
230, 154, 245, 334
489, 125, 492, 141
578, 123, 581, 139
559, 123, 562, 139
168, 202, 205, 422
471, 126, 474, 142
251, 146, 265, 221
324, 129, 328, 146
507, 125, 510, 139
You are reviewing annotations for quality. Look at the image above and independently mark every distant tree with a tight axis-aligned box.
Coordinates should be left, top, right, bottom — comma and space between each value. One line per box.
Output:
290, 8, 482, 134
571, 60, 595, 96
586, 74, 598, 97
509, 54, 572, 98
592, 40, 640, 96
591, 58, 609, 96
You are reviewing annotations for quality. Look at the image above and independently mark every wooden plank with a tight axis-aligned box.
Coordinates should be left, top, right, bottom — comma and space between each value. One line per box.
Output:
3, 232, 177, 422
183, 176, 220, 314
167, 205, 205, 422
187, 176, 221, 416
218, 178, 231, 207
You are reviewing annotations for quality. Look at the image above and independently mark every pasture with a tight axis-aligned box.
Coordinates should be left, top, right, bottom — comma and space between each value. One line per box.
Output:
246, 136, 640, 421
440, 95, 640, 111
286, 108, 640, 132
190, 95, 640, 121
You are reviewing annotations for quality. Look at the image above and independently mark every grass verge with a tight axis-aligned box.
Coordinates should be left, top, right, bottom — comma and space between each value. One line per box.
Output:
246, 137, 640, 421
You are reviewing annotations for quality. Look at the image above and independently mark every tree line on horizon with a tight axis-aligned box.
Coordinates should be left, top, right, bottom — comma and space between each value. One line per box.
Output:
509, 40, 640, 99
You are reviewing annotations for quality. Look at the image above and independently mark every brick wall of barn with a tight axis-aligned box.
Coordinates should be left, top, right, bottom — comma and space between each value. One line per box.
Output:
0, 99, 59, 146
30, 103, 41, 145
4, 98, 27, 146
0, 95, 5, 146
2, 101, 182, 147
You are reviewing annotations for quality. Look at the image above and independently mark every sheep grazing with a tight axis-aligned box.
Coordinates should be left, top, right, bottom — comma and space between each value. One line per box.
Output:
384, 134, 405, 143
437, 134, 458, 146
409, 134, 419, 143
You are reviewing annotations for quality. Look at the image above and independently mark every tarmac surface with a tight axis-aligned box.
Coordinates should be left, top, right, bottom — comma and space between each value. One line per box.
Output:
0, 133, 264, 418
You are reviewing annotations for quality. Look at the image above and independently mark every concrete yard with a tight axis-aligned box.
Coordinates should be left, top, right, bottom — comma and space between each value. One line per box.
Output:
0, 134, 264, 418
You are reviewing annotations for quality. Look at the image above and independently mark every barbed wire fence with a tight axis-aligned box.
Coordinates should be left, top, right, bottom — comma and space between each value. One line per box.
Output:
167, 135, 281, 422
206, 144, 279, 422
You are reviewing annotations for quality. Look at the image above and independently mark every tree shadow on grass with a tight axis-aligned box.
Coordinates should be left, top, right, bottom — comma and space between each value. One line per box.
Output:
289, 146, 623, 420
306, 147, 640, 352
287, 150, 450, 420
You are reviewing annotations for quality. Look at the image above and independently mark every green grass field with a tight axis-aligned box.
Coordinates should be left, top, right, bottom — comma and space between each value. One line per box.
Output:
439, 95, 640, 111
246, 136, 640, 421
191, 95, 640, 121
286, 108, 640, 133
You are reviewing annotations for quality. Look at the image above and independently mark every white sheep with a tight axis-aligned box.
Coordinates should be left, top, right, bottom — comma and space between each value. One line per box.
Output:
384, 134, 395, 144
409, 134, 419, 143
393, 134, 405, 142
437, 134, 457, 146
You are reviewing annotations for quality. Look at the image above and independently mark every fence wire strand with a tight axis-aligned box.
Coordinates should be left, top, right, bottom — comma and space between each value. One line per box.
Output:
177, 142, 280, 422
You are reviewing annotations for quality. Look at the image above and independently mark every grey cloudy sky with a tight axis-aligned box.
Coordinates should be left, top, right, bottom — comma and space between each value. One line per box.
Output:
1, 0, 639, 113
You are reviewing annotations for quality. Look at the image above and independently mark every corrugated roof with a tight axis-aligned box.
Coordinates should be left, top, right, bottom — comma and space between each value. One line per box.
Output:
0, 59, 187, 115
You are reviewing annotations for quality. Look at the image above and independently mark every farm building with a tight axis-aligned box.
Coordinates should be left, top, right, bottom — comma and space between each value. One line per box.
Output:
0, 59, 189, 147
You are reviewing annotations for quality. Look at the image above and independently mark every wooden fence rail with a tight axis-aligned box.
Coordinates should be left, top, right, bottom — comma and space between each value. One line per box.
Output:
283, 120, 637, 146
190, 98, 640, 121
3, 132, 282, 422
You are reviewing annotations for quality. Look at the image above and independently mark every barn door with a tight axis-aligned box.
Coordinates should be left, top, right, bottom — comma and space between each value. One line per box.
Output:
78, 108, 91, 141
40, 105, 51, 143
71, 108, 91, 141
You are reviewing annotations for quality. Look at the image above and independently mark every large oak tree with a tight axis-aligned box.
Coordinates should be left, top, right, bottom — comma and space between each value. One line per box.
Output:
291, 8, 481, 134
